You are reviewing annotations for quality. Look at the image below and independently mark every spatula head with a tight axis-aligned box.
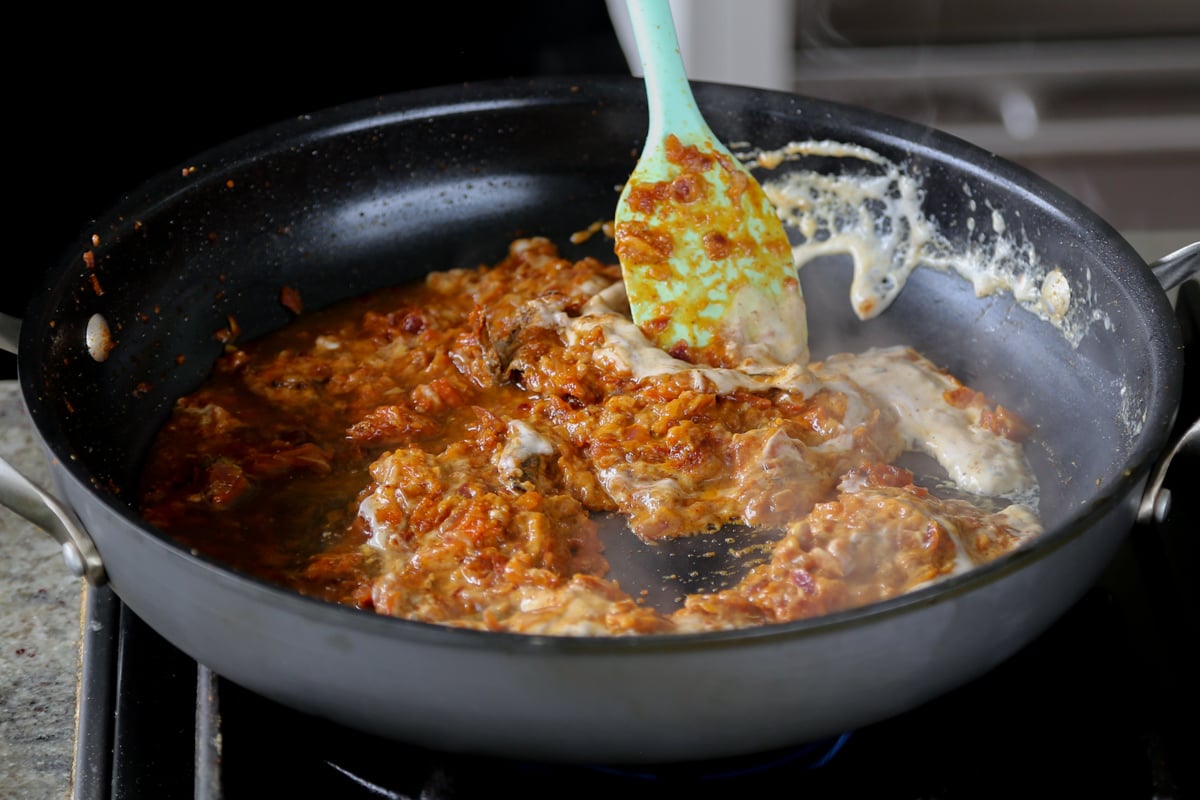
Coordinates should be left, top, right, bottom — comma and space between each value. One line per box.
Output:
615, 132, 808, 369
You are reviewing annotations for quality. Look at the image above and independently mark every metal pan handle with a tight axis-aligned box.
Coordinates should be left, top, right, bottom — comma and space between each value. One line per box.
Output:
1148, 241, 1200, 291
0, 455, 107, 584
2, 310, 107, 584
1, 312, 19, 355
1137, 418, 1199, 527
1138, 270, 1199, 527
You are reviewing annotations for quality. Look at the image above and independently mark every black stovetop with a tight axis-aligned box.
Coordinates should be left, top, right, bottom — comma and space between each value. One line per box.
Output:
72, 282, 1199, 800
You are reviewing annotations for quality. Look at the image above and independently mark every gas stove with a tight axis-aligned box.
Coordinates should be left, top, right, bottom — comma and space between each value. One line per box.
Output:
71, 283, 1198, 799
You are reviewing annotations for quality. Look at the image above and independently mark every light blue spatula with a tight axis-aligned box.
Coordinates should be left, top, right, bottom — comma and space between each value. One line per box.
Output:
614, 0, 808, 368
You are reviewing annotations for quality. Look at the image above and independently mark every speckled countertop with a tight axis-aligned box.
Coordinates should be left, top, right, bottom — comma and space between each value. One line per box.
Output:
0, 381, 81, 800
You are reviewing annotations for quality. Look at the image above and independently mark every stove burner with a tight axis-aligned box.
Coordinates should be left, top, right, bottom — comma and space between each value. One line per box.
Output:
314, 734, 854, 796
576, 732, 852, 782
219, 665, 854, 798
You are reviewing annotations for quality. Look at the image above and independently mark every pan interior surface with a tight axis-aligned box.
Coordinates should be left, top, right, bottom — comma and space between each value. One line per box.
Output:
20, 77, 1180, 634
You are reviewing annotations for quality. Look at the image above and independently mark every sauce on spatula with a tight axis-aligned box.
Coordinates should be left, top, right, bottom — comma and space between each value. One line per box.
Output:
614, 0, 807, 369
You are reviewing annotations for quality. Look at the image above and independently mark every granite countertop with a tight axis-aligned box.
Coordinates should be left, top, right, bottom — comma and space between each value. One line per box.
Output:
0, 381, 81, 800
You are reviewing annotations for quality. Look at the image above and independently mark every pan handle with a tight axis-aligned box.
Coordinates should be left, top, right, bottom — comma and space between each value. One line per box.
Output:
1148, 241, 1200, 291
1138, 273, 1199, 527
1, 312, 19, 355
0, 455, 107, 584
1137, 418, 1199, 527
3, 311, 107, 582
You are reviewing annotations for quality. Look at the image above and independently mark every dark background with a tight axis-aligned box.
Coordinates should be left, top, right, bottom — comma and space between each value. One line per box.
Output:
2, 4, 628, 380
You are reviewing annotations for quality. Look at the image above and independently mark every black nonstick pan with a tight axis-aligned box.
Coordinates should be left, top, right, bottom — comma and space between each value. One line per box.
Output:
0, 77, 1192, 763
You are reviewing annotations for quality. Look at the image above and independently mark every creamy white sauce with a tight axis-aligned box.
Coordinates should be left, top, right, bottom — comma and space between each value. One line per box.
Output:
359, 494, 397, 551
940, 510, 1005, 577
741, 140, 1105, 347
723, 280, 810, 367
816, 347, 1037, 503
567, 283, 818, 394
758, 143, 935, 321
314, 335, 342, 351
496, 420, 556, 485
946, 502, 1042, 577
993, 503, 1042, 538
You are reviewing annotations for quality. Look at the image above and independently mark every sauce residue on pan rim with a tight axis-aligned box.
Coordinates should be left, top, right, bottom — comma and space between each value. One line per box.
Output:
749, 139, 1094, 345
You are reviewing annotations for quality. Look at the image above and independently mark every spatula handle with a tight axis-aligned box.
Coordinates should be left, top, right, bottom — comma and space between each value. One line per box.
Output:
625, 0, 711, 146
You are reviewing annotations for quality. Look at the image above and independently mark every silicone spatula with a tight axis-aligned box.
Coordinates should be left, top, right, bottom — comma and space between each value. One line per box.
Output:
614, 0, 807, 368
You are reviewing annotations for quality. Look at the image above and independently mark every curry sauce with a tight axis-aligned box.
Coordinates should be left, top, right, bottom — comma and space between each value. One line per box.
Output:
138, 236, 1040, 635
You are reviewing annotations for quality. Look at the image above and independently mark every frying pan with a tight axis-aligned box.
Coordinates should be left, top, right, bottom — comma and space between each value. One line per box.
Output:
0, 77, 1194, 763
